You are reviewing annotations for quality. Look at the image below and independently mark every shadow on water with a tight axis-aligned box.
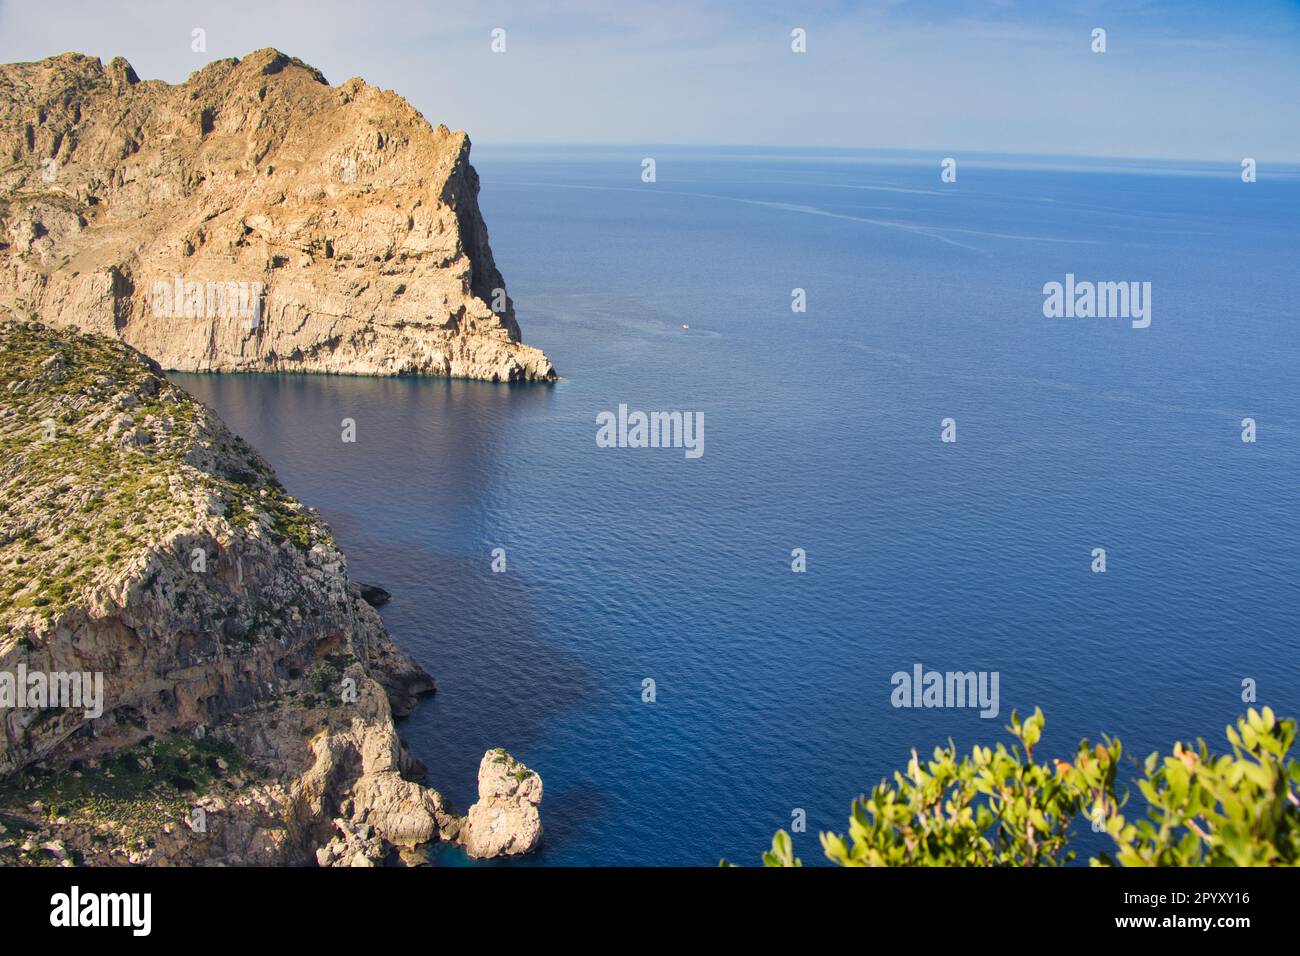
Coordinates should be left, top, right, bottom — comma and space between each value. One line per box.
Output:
172, 371, 592, 820
378, 538, 594, 809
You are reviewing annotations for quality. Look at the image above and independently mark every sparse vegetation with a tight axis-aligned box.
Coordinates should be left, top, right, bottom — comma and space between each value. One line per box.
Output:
0, 322, 331, 634
0, 732, 255, 866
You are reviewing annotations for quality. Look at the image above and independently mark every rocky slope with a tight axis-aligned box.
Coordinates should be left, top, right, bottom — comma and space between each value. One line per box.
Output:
0, 322, 538, 865
0, 49, 554, 382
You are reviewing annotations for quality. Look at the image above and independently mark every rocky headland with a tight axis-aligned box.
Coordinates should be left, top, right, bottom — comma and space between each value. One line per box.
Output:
0, 48, 555, 381
0, 322, 541, 865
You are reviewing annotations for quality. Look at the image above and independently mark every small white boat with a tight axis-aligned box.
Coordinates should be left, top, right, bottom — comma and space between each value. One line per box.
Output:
681, 324, 689, 330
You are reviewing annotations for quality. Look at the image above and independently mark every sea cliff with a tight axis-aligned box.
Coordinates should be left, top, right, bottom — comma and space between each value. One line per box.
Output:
0, 322, 538, 864
0, 49, 554, 381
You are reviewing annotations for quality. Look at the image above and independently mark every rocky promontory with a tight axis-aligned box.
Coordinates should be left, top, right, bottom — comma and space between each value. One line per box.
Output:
0, 323, 538, 865
0, 49, 555, 382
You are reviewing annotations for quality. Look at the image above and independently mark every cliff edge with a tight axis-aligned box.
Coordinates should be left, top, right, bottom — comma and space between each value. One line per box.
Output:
0, 322, 536, 865
0, 49, 555, 382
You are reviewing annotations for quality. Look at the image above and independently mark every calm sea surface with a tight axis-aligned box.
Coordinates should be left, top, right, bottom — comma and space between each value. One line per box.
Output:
175, 147, 1300, 866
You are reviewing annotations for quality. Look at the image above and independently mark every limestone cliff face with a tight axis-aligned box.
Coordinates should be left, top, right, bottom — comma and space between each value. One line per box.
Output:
0, 49, 554, 381
0, 322, 458, 865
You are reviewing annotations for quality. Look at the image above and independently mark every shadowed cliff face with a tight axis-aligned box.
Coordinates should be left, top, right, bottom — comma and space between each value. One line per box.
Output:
0, 48, 555, 382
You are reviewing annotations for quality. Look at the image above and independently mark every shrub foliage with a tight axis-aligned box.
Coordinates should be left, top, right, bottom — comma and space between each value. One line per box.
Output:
755, 708, 1298, 867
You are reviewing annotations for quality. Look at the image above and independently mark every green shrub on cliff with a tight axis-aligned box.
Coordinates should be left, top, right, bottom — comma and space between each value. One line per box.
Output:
752, 708, 1298, 867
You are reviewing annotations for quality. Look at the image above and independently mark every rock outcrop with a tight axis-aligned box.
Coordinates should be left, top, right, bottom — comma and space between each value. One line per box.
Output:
0, 322, 498, 866
462, 749, 543, 859
0, 49, 555, 382
356, 582, 391, 607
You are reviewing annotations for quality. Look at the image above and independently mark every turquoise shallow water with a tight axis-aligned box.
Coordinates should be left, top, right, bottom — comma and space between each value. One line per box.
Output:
175, 147, 1300, 866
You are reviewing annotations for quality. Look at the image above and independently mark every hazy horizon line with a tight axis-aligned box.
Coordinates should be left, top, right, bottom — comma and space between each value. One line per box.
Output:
469, 142, 1300, 171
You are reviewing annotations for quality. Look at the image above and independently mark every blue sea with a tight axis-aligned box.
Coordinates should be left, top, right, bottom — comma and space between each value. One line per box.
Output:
174, 147, 1300, 866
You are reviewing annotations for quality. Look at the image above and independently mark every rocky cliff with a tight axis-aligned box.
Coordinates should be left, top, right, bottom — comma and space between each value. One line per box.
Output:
0, 49, 555, 382
0, 322, 537, 865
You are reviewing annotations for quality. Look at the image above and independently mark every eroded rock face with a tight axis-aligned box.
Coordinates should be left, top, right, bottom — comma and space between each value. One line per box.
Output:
0, 322, 450, 865
462, 749, 543, 859
0, 49, 555, 382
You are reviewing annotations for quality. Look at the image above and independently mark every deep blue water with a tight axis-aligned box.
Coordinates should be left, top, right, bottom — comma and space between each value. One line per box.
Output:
175, 147, 1300, 866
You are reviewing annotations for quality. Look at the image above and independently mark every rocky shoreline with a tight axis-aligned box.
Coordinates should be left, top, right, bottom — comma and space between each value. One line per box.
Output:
0, 322, 541, 865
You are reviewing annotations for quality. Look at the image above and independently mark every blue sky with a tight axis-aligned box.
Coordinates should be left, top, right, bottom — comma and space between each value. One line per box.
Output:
1, 0, 1297, 160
